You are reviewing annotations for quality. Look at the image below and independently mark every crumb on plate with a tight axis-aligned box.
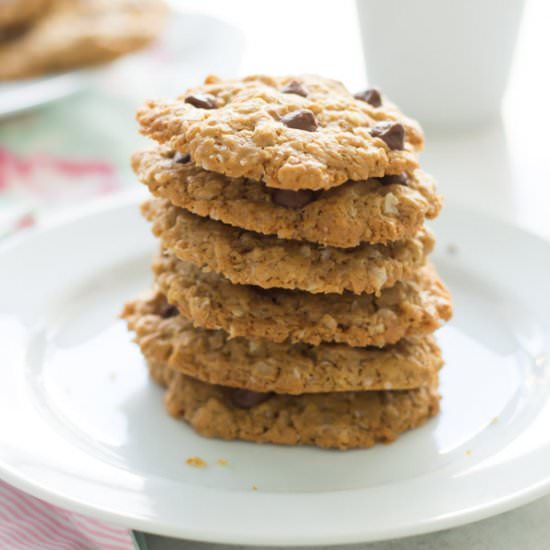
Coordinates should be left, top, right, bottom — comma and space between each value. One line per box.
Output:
186, 456, 207, 468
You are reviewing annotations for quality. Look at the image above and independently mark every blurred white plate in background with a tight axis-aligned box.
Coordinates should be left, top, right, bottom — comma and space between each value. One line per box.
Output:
0, 197, 549, 545
0, 70, 93, 119
0, 10, 244, 119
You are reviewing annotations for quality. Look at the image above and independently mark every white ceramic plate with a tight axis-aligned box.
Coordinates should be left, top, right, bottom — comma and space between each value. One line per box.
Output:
1, 197, 549, 546
0, 70, 93, 119
0, 10, 244, 120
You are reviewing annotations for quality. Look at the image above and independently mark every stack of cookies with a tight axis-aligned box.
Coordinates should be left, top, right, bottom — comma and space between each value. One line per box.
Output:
0, 0, 166, 80
122, 74, 452, 450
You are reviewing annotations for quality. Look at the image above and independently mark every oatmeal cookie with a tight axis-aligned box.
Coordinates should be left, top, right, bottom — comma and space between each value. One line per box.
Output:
143, 199, 434, 295
137, 74, 423, 190
133, 146, 441, 247
0, 0, 166, 80
150, 360, 440, 450
123, 291, 443, 393
153, 254, 452, 347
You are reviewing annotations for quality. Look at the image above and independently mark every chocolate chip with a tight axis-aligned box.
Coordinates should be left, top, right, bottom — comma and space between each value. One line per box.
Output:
281, 80, 308, 97
173, 152, 190, 164
281, 109, 318, 132
379, 173, 408, 186
184, 93, 217, 109
354, 88, 382, 107
159, 304, 179, 319
270, 188, 317, 209
370, 122, 405, 150
229, 389, 274, 409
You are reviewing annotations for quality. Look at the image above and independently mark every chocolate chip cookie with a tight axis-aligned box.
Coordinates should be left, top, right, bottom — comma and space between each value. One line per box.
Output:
136, 74, 424, 190
143, 199, 434, 295
133, 146, 442, 247
153, 253, 452, 347
123, 291, 443, 394
149, 359, 440, 450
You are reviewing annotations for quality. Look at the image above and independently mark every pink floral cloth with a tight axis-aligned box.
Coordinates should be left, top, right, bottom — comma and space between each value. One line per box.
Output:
0, 147, 121, 239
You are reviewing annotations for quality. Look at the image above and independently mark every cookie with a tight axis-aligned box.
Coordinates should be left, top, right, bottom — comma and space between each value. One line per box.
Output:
153, 254, 453, 347
149, 360, 440, 450
136, 74, 424, 191
132, 146, 442, 248
0, 0, 52, 31
142, 199, 434, 295
0, 0, 166, 80
123, 291, 443, 394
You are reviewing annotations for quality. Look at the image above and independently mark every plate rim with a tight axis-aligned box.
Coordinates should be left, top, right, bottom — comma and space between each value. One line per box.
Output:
2, 464, 550, 546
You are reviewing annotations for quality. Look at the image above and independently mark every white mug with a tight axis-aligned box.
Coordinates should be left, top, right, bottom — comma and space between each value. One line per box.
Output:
356, 0, 525, 129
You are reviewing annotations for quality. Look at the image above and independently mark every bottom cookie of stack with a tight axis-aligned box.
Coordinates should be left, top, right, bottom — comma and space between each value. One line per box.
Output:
148, 359, 439, 450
